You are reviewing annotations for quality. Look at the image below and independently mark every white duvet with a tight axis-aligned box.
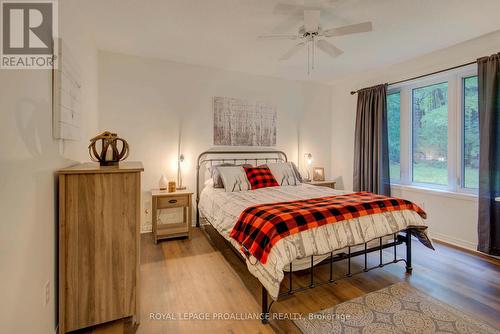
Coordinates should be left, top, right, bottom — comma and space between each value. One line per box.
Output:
199, 183, 430, 299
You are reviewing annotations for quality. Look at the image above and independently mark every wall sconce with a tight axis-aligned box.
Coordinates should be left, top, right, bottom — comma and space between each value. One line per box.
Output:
304, 153, 313, 181
176, 153, 186, 190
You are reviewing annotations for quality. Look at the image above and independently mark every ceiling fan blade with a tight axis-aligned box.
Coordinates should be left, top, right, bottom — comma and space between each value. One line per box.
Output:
316, 39, 343, 58
258, 34, 298, 40
323, 22, 373, 37
304, 9, 320, 32
279, 42, 305, 61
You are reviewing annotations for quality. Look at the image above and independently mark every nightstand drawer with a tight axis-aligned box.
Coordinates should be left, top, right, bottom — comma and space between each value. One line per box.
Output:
157, 195, 188, 208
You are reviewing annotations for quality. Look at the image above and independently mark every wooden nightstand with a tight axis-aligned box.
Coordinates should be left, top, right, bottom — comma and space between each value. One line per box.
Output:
151, 189, 193, 243
305, 180, 336, 189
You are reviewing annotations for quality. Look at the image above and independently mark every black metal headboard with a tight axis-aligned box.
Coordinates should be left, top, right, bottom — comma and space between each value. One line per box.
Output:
195, 150, 288, 226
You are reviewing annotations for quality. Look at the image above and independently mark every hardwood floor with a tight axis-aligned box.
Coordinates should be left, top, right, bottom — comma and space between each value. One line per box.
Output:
76, 228, 500, 334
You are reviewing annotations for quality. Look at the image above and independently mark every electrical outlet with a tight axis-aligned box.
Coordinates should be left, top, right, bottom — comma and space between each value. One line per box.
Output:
143, 200, 152, 225
144, 201, 151, 214
44, 281, 50, 306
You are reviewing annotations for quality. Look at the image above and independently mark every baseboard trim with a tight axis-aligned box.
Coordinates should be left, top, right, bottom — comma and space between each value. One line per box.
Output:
430, 232, 477, 250
432, 237, 500, 263
141, 224, 152, 234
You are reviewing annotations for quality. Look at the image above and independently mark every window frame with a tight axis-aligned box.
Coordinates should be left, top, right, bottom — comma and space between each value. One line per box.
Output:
387, 64, 478, 194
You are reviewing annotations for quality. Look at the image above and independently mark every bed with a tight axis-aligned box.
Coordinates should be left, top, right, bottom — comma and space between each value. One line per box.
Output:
195, 150, 432, 324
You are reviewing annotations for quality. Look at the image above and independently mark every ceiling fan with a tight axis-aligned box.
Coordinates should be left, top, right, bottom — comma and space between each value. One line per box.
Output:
258, 5, 373, 74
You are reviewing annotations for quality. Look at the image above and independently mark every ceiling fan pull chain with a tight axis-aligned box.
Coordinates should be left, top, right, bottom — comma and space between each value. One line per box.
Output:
307, 40, 310, 75
312, 36, 315, 70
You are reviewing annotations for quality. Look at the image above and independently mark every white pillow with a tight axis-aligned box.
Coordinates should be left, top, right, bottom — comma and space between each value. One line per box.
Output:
267, 162, 300, 186
218, 166, 251, 192
209, 163, 252, 188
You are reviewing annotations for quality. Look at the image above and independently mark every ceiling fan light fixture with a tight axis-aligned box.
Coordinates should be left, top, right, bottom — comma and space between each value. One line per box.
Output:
259, 6, 373, 75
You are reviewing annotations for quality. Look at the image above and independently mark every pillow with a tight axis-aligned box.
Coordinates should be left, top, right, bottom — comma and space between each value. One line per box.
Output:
209, 163, 252, 188
267, 162, 300, 186
244, 166, 279, 190
218, 166, 251, 192
209, 163, 233, 188
290, 162, 303, 183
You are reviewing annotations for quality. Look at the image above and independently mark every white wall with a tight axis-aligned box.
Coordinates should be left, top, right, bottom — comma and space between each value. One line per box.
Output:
58, 1, 100, 160
0, 68, 64, 334
0, 2, 99, 333
98, 51, 332, 232
330, 30, 500, 250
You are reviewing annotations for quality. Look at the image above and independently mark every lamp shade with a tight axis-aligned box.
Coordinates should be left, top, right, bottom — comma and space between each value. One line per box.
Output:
305, 153, 313, 165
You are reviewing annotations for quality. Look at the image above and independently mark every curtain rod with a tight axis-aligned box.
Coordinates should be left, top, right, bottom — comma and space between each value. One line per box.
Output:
349, 59, 477, 95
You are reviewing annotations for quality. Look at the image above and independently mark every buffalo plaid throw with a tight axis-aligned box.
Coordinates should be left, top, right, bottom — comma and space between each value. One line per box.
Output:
230, 192, 427, 264
244, 166, 279, 190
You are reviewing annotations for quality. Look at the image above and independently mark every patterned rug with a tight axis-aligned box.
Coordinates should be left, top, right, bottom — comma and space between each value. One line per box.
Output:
293, 283, 499, 334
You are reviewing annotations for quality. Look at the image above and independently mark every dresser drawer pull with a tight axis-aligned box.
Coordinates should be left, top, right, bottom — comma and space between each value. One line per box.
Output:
168, 199, 178, 204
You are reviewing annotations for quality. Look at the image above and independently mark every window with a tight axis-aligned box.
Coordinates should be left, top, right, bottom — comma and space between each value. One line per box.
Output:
387, 64, 478, 194
411, 82, 448, 185
387, 92, 401, 181
462, 76, 479, 189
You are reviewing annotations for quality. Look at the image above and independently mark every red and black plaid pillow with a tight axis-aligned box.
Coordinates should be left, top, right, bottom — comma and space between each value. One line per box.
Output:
244, 166, 279, 190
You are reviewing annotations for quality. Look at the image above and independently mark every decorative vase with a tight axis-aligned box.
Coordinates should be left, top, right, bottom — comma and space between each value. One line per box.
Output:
88, 131, 129, 166
159, 175, 168, 190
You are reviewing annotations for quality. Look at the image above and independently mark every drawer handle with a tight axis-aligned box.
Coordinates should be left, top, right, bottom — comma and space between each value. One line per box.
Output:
168, 199, 178, 204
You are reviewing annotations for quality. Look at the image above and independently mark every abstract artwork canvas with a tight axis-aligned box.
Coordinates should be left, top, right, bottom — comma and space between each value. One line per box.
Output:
213, 96, 277, 146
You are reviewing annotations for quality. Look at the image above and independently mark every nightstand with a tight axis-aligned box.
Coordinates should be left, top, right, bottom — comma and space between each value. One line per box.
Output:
151, 189, 193, 243
305, 180, 336, 189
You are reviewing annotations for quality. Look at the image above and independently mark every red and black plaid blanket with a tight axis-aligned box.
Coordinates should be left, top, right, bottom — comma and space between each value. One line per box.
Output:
230, 192, 426, 264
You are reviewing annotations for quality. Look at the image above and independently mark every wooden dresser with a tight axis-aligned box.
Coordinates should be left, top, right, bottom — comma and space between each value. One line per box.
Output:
58, 162, 143, 333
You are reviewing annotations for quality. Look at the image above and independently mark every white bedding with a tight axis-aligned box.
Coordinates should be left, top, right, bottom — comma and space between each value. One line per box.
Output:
199, 183, 430, 299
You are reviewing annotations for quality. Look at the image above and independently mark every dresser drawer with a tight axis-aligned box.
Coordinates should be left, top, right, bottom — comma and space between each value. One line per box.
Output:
157, 195, 188, 208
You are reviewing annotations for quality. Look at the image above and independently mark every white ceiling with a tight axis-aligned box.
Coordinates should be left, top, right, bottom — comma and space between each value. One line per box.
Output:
76, 0, 500, 83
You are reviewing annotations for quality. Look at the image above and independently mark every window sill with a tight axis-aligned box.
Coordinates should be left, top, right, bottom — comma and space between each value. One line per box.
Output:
390, 184, 478, 202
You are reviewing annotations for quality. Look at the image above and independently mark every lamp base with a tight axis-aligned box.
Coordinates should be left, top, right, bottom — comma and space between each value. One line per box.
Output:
176, 186, 186, 191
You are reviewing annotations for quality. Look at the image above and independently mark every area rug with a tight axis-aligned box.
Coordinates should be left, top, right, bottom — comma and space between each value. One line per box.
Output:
293, 282, 499, 334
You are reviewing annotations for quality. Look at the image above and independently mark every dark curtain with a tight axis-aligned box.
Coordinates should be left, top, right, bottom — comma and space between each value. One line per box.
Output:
477, 53, 500, 256
353, 84, 390, 196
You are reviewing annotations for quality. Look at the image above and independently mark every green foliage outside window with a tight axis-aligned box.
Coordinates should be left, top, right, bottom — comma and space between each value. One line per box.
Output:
463, 76, 479, 189
412, 82, 449, 185
387, 92, 400, 181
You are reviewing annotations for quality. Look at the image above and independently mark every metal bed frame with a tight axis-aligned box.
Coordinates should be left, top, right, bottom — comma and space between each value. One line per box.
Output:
196, 150, 413, 324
